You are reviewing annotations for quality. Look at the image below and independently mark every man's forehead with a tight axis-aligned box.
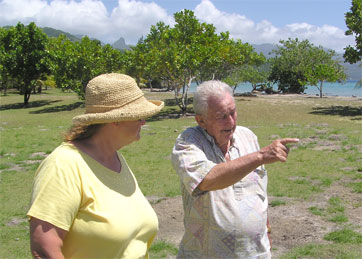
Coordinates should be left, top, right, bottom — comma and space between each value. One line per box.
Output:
208, 94, 234, 107
207, 97, 235, 117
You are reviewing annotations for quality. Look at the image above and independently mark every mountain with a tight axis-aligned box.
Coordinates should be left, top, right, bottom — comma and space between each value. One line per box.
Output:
112, 37, 131, 50
41, 27, 81, 42
252, 43, 278, 58
40, 27, 131, 50
252, 43, 361, 81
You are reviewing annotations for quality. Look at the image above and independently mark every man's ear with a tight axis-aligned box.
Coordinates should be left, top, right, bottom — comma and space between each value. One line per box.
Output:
195, 114, 206, 128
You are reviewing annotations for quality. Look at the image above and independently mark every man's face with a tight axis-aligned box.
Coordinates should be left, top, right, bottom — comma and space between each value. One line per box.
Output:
197, 93, 237, 149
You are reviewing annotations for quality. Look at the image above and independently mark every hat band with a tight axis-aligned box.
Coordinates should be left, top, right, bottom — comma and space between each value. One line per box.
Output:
85, 95, 144, 114
86, 105, 121, 114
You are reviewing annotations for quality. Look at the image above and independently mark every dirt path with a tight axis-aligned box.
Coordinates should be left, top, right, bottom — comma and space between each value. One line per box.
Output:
149, 179, 362, 258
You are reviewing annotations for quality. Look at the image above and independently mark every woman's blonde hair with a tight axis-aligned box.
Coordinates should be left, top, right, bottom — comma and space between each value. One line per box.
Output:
63, 123, 105, 142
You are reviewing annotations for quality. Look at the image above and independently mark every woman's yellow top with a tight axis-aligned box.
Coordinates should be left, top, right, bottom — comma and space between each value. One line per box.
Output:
27, 142, 158, 258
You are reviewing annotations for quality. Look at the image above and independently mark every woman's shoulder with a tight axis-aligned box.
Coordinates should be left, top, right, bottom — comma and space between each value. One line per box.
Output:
39, 142, 82, 168
49, 142, 80, 158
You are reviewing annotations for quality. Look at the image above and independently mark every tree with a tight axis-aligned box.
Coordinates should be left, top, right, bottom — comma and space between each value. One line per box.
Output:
224, 64, 272, 95
0, 22, 49, 104
306, 48, 346, 97
49, 35, 123, 98
269, 38, 313, 93
136, 11, 218, 113
269, 38, 346, 96
0, 27, 10, 95
129, 10, 263, 114
344, 0, 362, 64
123, 38, 150, 87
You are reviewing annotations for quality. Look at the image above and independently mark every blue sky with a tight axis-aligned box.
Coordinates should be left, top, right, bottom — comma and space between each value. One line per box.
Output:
102, 0, 351, 29
0, 0, 355, 52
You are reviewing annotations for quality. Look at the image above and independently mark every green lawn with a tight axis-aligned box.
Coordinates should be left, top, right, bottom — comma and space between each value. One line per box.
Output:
1, 88, 361, 258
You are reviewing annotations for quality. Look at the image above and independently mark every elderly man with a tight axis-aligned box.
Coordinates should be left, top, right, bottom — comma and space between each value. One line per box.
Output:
171, 80, 299, 258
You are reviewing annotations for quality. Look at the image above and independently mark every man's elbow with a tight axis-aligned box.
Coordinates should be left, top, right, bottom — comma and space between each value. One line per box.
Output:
198, 180, 208, 191
198, 178, 219, 191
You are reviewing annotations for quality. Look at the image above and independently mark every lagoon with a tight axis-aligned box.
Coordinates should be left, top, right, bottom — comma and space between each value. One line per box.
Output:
189, 81, 362, 97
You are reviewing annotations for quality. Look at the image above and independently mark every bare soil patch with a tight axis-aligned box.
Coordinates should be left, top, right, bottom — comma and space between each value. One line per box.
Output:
149, 178, 362, 258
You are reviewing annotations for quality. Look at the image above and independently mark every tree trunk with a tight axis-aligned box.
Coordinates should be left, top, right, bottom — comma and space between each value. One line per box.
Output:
24, 90, 31, 105
181, 76, 195, 115
319, 81, 324, 98
175, 76, 195, 116
147, 77, 153, 92
23, 82, 31, 105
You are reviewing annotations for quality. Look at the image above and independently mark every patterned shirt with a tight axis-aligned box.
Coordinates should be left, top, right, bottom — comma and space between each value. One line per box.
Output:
172, 126, 271, 258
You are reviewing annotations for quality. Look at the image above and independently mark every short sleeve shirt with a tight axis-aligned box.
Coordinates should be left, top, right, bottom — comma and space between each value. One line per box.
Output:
172, 126, 270, 258
27, 142, 158, 258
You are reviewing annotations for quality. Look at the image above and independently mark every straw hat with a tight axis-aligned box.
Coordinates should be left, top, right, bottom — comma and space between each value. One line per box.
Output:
72, 73, 164, 125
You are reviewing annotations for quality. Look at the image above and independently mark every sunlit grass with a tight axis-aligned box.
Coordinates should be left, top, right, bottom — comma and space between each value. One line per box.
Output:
1, 88, 361, 258
149, 240, 178, 258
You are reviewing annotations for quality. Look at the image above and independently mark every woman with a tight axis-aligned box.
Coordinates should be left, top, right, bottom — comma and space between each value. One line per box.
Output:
27, 73, 164, 258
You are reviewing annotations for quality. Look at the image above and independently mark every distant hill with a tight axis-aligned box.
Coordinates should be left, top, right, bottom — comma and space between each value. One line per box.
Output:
41, 27, 81, 42
252, 43, 278, 58
112, 37, 131, 50
40, 27, 131, 50
252, 43, 361, 81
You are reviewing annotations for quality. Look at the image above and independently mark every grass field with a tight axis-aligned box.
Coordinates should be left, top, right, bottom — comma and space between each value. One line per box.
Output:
0, 87, 361, 258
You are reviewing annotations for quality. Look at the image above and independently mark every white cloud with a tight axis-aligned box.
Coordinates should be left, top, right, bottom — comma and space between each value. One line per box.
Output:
109, 0, 173, 43
0, 0, 173, 44
0, 0, 47, 24
194, 0, 354, 52
0, 0, 355, 52
38, 0, 109, 37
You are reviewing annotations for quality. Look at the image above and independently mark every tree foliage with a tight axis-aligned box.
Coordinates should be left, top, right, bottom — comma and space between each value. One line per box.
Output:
344, 0, 362, 64
0, 22, 49, 104
269, 38, 346, 95
269, 38, 311, 93
49, 35, 123, 98
126, 10, 264, 113
223, 62, 268, 95
306, 48, 346, 97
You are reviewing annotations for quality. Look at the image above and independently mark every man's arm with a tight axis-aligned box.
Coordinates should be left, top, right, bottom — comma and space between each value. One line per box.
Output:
30, 217, 68, 259
198, 138, 299, 191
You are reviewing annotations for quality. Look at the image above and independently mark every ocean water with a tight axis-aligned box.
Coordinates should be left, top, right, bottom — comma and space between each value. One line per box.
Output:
189, 81, 362, 97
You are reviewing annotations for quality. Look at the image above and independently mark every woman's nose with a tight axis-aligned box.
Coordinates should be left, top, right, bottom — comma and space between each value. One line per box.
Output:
139, 119, 146, 125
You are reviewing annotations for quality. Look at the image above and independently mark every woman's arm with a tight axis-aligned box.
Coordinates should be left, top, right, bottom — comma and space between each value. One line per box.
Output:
30, 217, 68, 259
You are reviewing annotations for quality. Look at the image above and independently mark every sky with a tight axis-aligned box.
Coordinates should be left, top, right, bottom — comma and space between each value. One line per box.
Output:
0, 0, 356, 53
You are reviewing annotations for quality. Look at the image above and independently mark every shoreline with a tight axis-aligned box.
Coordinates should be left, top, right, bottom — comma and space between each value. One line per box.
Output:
252, 93, 362, 100
144, 88, 362, 101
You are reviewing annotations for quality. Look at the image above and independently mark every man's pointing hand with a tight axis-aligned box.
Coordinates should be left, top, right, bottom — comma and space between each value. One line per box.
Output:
259, 138, 299, 164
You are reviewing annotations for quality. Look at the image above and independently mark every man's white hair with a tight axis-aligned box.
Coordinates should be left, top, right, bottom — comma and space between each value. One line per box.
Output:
193, 80, 233, 115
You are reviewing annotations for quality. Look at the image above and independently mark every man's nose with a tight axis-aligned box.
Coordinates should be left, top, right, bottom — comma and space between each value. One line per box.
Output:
225, 114, 235, 125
